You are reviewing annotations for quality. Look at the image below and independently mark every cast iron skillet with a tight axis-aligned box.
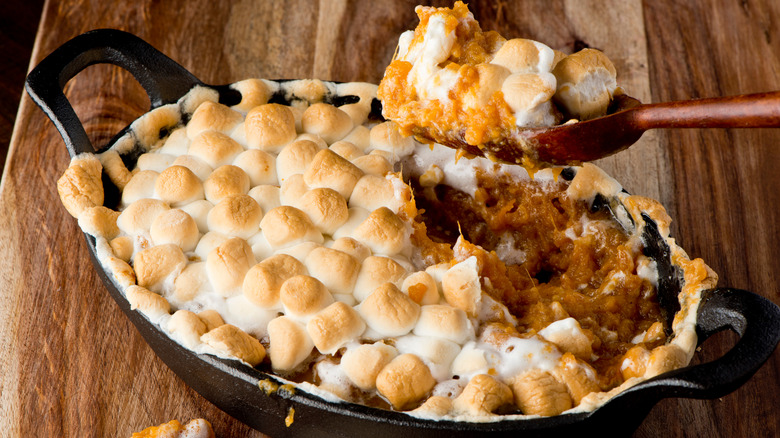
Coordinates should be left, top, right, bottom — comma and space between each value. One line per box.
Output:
26, 29, 780, 437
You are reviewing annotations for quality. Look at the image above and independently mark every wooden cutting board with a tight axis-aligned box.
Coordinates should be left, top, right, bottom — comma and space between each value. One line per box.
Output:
1, 0, 779, 436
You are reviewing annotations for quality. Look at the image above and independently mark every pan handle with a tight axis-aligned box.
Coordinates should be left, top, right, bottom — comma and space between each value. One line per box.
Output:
25, 29, 203, 158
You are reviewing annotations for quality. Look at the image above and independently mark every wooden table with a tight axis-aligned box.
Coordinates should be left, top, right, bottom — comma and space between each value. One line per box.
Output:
1, 1, 779, 436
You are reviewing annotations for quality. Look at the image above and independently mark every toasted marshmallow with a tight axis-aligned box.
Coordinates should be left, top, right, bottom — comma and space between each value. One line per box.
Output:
186, 101, 243, 138
275, 241, 320, 261
350, 154, 393, 177
359, 283, 420, 337
295, 133, 328, 149
206, 194, 263, 239
57, 154, 104, 218
206, 237, 256, 297
267, 316, 314, 371
511, 369, 572, 416
117, 198, 170, 236
501, 72, 559, 127
279, 174, 309, 208
280, 275, 334, 319
451, 342, 489, 378
203, 165, 251, 204
414, 305, 472, 344
109, 236, 134, 262
231, 78, 271, 112
341, 125, 370, 151
401, 271, 440, 305
349, 175, 401, 212
231, 149, 277, 187
329, 141, 362, 161
452, 374, 513, 416
413, 396, 453, 417
245, 103, 297, 152
126, 285, 170, 320
200, 323, 266, 366
566, 163, 622, 204
376, 354, 436, 410
194, 231, 229, 261
645, 344, 688, 378
173, 262, 210, 303
351, 207, 408, 256
154, 165, 205, 208
180, 199, 213, 234
298, 188, 349, 235
464, 63, 511, 108
136, 153, 176, 173
172, 155, 214, 181
276, 139, 321, 184
552, 353, 600, 404
198, 309, 226, 332
329, 237, 371, 262
304, 246, 360, 295
394, 335, 461, 382
490, 38, 556, 74
441, 256, 482, 316
341, 342, 398, 391
188, 130, 244, 169
168, 309, 208, 349
367, 121, 415, 157
303, 149, 364, 199
301, 103, 354, 144
538, 317, 593, 360
247, 185, 281, 214
99, 150, 132, 191
150, 209, 200, 252
134, 244, 188, 292
77, 206, 120, 239
331, 207, 371, 240
121, 170, 159, 206
552, 48, 617, 120
243, 254, 307, 308
259, 206, 323, 249
353, 256, 407, 302
306, 302, 366, 355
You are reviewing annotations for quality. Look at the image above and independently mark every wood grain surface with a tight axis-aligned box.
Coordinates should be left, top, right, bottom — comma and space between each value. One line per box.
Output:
1, 0, 779, 437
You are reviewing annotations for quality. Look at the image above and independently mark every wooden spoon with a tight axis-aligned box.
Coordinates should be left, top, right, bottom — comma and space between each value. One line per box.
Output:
413, 91, 780, 166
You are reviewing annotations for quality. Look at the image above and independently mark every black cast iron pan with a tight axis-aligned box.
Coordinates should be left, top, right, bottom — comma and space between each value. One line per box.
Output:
26, 29, 780, 437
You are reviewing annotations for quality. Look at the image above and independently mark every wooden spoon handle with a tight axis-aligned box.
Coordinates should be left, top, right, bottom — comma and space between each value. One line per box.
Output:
631, 91, 780, 129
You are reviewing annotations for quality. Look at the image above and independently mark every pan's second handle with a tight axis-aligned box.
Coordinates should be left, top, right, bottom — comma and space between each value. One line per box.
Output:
25, 29, 203, 158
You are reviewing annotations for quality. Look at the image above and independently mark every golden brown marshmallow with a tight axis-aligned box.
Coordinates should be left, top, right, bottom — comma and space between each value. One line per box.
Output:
301, 103, 354, 144
359, 283, 420, 337
306, 301, 366, 354
453, 374, 514, 416
401, 271, 440, 305
351, 207, 407, 256
341, 125, 371, 151
247, 185, 281, 214
200, 324, 266, 366
242, 254, 307, 308
511, 370, 572, 416
172, 155, 214, 181
206, 194, 263, 239
203, 165, 251, 204
77, 206, 120, 239
99, 150, 132, 192
159, 127, 190, 156
206, 237, 257, 297
259, 205, 323, 249
501, 72, 558, 126
349, 175, 400, 212
267, 316, 314, 371
232, 149, 277, 187
297, 188, 349, 235
121, 170, 159, 206
341, 342, 398, 391
173, 262, 210, 303
329, 141, 362, 161
168, 309, 208, 349
133, 244, 188, 292
245, 104, 297, 153
57, 154, 104, 218
329, 237, 371, 262
353, 255, 407, 302
413, 305, 472, 344
280, 275, 334, 319
150, 209, 200, 252
154, 166, 204, 208
350, 154, 393, 177
368, 121, 415, 157
130, 104, 180, 147
552, 48, 617, 120
279, 174, 309, 208
231, 78, 271, 112
490, 38, 555, 74
538, 317, 593, 360
552, 353, 600, 404
304, 246, 360, 295
136, 153, 176, 173
117, 198, 170, 236
276, 139, 321, 184
303, 149, 364, 199
198, 309, 225, 332
180, 199, 213, 234
194, 231, 229, 261
126, 285, 171, 320
109, 236, 134, 262
186, 101, 243, 139
376, 354, 436, 410
441, 257, 482, 317
188, 130, 244, 168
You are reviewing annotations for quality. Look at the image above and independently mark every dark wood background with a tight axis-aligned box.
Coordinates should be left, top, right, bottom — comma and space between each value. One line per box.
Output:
1, 1, 778, 437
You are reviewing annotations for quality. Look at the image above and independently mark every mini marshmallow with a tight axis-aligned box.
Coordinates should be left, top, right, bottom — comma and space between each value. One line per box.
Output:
552, 48, 617, 120
200, 323, 266, 366
259, 206, 323, 249
243, 254, 307, 308
194, 231, 229, 261
133, 244, 188, 293
304, 246, 360, 295
276, 139, 321, 183
57, 155, 103, 218
223, 295, 278, 338
199, 309, 226, 332
203, 165, 251, 204
248, 231, 274, 261
267, 316, 314, 372
303, 149, 364, 199
206, 237, 256, 297
186, 101, 243, 138
452, 374, 513, 416
329, 141, 362, 161
245, 103, 297, 152
350, 154, 393, 177
341, 342, 398, 391
393, 335, 461, 382
109, 236, 134, 262
154, 165, 204, 207
173, 261, 210, 303
279, 174, 309, 209
441, 256, 482, 316
150, 209, 200, 252
376, 353, 436, 410
331, 207, 371, 240
353, 256, 407, 302
351, 207, 407, 256
117, 198, 170, 236
413, 305, 472, 344
464, 63, 511, 108
172, 155, 214, 181
490, 38, 556, 74
501, 72, 559, 127
306, 301, 366, 355
538, 317, 593, 360
232, 149, 277, 187
126, 285, 170, 320
295, 133, 328, 150
401, 271, 440, 305
121, 170, 159, 206
359, 283, 420, 337
275, 241, 320, 261
230, 78, 271, 112
168, 309, 208, 349
247, 185, 281, 214
158, 127, 190, 156
451, 342, 489, 378
180, 199, 213, 234
77, 206, 120, 240
206, 194, 263, 239
298, 188, 349, 235
349, 175, 401, 212
552, 353, 600, 404
136, 153, 176, 173
280, 275, 334, 319
341, 125, 370, 151
328, 237, 371, 262
368, 121, 415, 157
511, 369, 573, 416
301, 103, 354, 144
188, 130, 244, 169
99, 150, 132, 191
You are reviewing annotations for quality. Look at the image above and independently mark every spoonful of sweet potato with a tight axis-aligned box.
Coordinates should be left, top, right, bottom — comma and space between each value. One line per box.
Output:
378, 2, 780, 168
